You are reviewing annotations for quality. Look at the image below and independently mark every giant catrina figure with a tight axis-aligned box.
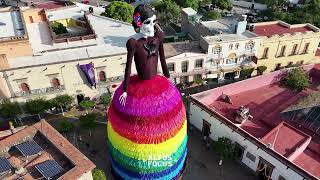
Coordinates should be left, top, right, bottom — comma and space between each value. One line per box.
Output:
107, 4, 188, 180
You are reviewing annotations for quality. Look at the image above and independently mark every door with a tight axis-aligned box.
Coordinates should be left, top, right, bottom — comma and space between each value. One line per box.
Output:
77, 94, 84, 104
256, 158, 274, 180
234, 143, 245, 161
29, 16, 34, 23
202, 120, 211, 137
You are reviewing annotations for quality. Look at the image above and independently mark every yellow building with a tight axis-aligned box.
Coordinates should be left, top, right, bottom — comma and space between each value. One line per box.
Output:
251, 21, 320, 73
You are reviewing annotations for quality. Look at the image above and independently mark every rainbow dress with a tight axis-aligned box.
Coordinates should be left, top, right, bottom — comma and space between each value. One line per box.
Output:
107, 75, 187, 179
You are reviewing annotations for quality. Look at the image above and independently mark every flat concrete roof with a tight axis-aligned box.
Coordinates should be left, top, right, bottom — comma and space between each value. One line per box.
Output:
0, 10, 25, 38
9, 13, 137, 68
203, 31, 258, 44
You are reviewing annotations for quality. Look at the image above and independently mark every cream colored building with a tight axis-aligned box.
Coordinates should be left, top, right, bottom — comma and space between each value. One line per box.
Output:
251, 21, 320, 72
0, 5, 137, 103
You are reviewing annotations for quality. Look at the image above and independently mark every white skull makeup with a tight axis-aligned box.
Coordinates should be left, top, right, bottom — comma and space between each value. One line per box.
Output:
140, 15, 156, 38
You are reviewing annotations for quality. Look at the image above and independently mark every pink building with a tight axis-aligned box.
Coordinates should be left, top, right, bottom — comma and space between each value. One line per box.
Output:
190, 64, 320, 180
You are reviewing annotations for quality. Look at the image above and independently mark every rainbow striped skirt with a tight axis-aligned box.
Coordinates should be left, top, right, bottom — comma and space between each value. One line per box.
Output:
107, 75, 187, 180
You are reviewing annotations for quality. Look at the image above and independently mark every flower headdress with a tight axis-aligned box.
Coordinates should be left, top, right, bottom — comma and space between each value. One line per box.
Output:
133, 12, 142, 27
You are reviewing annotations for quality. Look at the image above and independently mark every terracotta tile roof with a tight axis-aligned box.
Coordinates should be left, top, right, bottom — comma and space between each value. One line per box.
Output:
0, 120, 95, 180
253, 22, 315, 37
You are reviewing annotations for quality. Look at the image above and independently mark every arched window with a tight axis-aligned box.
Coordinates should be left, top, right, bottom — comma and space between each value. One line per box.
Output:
245, 41, 255, 50
99, 71, 106, 82
51, 78, 61, 88
20, 83, 30, 93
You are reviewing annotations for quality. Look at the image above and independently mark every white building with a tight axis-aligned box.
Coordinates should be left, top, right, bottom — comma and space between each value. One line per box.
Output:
189, 65, 320, 180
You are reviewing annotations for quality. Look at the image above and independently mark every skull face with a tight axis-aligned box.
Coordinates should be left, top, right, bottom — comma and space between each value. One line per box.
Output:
140, 15, 156, 38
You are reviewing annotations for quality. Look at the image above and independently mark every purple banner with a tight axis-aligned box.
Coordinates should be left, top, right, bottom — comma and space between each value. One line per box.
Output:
80, 62, 96, 87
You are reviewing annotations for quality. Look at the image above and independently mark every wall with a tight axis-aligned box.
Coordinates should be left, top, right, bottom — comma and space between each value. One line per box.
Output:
0, 54, 131, 102
0, 40, 33, 59
77, 171, 93, 180
256, 32, 320, 72
190, 103, 307, 180
232, 0, 268, 10
22, 8, 47, 24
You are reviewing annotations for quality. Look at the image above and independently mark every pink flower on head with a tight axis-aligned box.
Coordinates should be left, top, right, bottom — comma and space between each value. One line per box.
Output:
133, 12, 142, 27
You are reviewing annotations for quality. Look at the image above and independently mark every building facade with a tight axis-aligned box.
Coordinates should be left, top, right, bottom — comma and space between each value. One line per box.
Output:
252, 21, 320, 73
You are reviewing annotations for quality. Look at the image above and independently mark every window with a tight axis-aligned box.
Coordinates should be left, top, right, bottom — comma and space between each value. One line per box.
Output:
278, 46, 286, 57
181, 61, 189, 72
291, 44, 298, 55
195, 59, 203, 68
245, 41, 254, 50
246, 152, 256, 162
29, 16, 34, 23
213, 46, 222, 55
229, 44, 233, 50
275, 63, 281, 70
167, 63, 175, 72
302, 43, 310, 54
299, 60, 304, 65
262, 47, 269, 59
226, 59, 236, 64
235, 43, 239, 49
20, 83, 30, 93
51, 78, 61, 88
99, 71, 106, 82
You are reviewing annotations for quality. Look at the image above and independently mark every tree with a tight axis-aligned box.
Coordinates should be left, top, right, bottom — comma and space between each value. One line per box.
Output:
201, 10, 221, 21
79, 113, 98, 136
24, 98, 50, 120
176, 0, 199, 10
52, 95, 74, 116
92, 168, 107, 180
51, 22, 68, 35
213, 137, 234, 165
240, 68, 254, 79
256, 66, 267, 75
152, 0, 181, 25
0, 99, 21, 119
101, 94, 112, 108
194, 77, 204, 86
56, 119, 74, 135
282, 67, 309, 91
80, 100, 95, 114
212, 0, 232, 11
101, 1, 133, 23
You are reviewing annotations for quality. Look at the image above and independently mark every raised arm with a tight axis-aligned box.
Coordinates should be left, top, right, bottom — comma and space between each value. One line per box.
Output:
123, 38, 136, 92
120, 38, 136, 106
157, 31, 170, 78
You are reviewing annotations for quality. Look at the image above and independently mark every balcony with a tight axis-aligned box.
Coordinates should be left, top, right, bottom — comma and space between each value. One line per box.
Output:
14, 85, 65, 97
170, 68, 207, 78
96, 75, 124, 88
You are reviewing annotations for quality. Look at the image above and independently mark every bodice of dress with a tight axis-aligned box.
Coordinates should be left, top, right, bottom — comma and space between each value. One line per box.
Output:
123, 31, 170, 92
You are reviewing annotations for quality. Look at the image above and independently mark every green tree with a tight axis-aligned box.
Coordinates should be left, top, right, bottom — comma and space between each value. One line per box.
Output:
177, 0, 199, 10
201, 10, 221, 21
51, 22, 68, 35
79, 113, 98, 136
213, 137, 234, 164
212, 0, 232, 11
80, 100, 95, 114
240, 68, 254, 79
52, 95, 74, 116
101, 1, 133, 23
0, 100, 21, 119
56, 119, 74, 135
152, 0, 181, 25
256, 65, 267, 75
92, 168, 107, 180
101, 94, 112, 108
282, 67, 309, 91
194, 77, 204, 85
24, 98, 50, 120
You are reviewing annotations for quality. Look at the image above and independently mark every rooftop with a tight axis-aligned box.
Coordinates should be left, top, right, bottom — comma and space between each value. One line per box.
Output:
0, 8, 25, 39
163, 41, 204, 58
202, 32, 258, 44
36, 1, 70, 10
181, 7, 197, 15
8, 11, 136, 69
201, 20, 233, 34
191, 64, 320, 179
252, 21, 319, 37
0, 120, 95, 180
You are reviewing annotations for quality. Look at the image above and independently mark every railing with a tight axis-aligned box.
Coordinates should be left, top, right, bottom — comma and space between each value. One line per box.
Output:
14, 85, 65, 97
96, 75, 124, 87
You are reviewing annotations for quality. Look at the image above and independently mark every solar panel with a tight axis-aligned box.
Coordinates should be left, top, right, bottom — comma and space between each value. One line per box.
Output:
35, 160, 63, 180
0, 157, 12, 174
15, 140, 43, 157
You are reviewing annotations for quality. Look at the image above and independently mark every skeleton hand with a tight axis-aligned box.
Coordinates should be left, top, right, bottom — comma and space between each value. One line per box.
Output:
119, 92, 127, 107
